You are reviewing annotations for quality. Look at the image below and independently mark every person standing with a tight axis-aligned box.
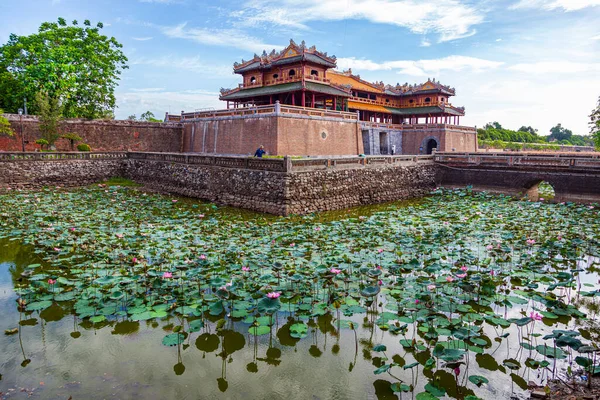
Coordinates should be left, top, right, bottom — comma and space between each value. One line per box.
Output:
391, 144, 396, 155
254, 145, 266, 158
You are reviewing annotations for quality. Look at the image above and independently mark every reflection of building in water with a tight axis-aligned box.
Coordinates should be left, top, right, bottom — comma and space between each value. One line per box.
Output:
167, 40, 477, 156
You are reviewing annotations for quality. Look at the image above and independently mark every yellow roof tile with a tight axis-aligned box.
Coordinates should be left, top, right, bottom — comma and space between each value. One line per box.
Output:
329, 72, 384, 93
347, 101, 389, 113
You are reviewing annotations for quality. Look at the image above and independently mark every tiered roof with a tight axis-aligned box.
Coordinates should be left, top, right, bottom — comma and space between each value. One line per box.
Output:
233, 39, 337, 74
330, 69, 455, 97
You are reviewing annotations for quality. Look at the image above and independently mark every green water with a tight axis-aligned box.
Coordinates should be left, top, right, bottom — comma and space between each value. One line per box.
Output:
0, 186, 599, 400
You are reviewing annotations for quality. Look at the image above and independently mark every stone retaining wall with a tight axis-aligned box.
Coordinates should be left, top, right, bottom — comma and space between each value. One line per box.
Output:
286, 164, 437, 214
0, 159, 124, 189
0, 152, 437, 215
123, 159, 288, 215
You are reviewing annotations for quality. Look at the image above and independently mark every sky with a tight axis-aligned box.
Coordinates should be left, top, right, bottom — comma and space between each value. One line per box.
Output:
1, 0, 599, 136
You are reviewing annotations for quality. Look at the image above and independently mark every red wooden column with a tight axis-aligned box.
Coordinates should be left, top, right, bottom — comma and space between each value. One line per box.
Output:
292, 92, 296, 106
301, 90, 305, 107
312, 93, 315, 108
333, 97, 337, 111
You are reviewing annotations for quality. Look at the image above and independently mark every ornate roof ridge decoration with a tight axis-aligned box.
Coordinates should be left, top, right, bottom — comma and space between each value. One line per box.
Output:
233, 39, 337, 72
386, 78, 456, 95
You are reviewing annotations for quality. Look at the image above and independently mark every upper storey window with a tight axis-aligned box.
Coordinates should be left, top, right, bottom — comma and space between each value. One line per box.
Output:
273, 73, 279, 79
288, 69, 296, 77
250, 76, 257, 84
425, 97, 431, 103
310, 69, 318, 76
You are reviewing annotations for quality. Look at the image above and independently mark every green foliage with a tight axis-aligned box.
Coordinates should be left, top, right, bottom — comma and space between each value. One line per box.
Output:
548, 123, 573, 142
0, 18, 128, 118
36, 91, 62, 146
0, 109, 14, 136
127, 114, 137, 121
140, 111, 161, 123
478, 123, 544, 144
591, 96, 600, 150
35, 138, 49, 150
61, 132, 82, 150
77, 143, 91, 152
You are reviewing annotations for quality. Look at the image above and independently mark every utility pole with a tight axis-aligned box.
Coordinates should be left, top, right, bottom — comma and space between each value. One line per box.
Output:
18, 108, 25, 152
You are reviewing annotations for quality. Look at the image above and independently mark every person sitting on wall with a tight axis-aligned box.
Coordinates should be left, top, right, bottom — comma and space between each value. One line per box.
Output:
254, 145, 266, 158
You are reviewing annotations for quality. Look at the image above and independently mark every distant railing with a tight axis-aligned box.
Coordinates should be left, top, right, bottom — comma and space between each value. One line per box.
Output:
434, 152, 600, 170
180, 104, 359, 121
361, 122, 476, 133
0, 151, 435, 173
0, 152, 128, 161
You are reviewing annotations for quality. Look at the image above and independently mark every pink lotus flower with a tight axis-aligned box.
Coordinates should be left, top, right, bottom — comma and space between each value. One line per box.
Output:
377, 279, 383, 286
266, 292, 281, 299
486, 245, 493, 250
225, 282, 232, 287
132, 257, 138, 263
48, 279, 56, 285
330, 268, 341, 274
242, 266, 250, 272
490, 270, 495, 276
290, 243, 295, 247
454, 367, 460, 376
116, 233, 124, 239
314, 226, 321, 231
427, 284, 436, 291
446, 276, 454, 282
199, 254, 206, 260
415, 299, 420, 305
530, 311, 543, 321
457, 273, 467, 279
70, 227, 76, 232
589, 206, 595, 210
53, 247, 60, 252
557, 235, 562, 240
199, 214, 205, 218
460, 266, 468, 272
172, 199, 177, 203
539, 198, 544, 201
526, 239, 536, 245
162, 272, 173, 279
378, 248, 384, 253
443, 221, 449, 225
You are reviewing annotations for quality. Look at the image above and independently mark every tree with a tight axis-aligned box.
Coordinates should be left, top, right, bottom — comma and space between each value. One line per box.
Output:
0, 18, 128, 118
518, 126, 537, 135
591, 96, 600, 149
0, 109, 14, 136
127, 114, 137, 121
61, 132, 82, 151
36, 91, 63, 147
548, 124, 573, 142
140, 111, 161, 123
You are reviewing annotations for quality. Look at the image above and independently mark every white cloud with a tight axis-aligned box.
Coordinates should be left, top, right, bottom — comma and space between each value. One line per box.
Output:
160, 23, 281, 53
129, 88, 166, 92
509, 61, 600, 73
420, 39, 432, 47
510, 0, 600, 11
336, 55, 504, 76
592, 34, 600, 40
130, 55, 232, 76
132, 37, 153, 41
234, 0, 484, 42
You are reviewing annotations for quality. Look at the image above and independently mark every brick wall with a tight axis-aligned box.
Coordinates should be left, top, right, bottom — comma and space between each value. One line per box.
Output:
1, 114, 183, 152
180, 114, 364, 156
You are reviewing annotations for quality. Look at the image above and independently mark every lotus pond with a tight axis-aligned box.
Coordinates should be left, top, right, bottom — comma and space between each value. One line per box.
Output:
1, 185, 599, 400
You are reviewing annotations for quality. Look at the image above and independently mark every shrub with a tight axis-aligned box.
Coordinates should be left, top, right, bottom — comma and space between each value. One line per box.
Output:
35, 138, 49, 150
77, 143, 91, 152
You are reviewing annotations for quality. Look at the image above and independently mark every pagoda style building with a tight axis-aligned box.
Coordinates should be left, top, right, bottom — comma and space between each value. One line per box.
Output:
167, 40, 477, 156
219, 39, 465, 126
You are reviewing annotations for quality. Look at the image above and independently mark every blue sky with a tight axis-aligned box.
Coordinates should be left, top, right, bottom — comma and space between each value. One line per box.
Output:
1, 0, 599, 135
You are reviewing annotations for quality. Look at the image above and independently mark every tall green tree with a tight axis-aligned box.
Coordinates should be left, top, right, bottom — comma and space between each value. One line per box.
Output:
140, 111, 162, 123
0, 18, 128, 118
36, 92, 63, 146
591, 96, 600, 149
548, 124, 573, 142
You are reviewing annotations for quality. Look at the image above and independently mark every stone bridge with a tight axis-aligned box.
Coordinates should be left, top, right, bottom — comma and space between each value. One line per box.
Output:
435, 152, 600, 203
